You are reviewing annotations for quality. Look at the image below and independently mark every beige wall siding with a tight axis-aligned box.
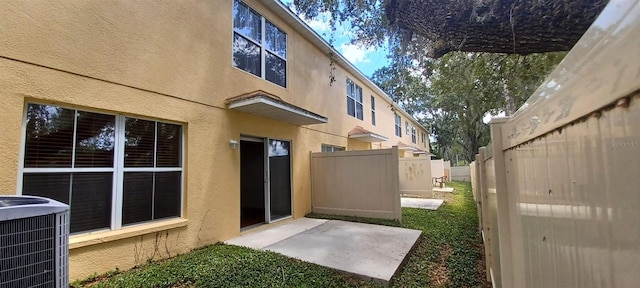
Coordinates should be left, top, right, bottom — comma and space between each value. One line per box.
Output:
311, 148, 401, 220
347, 138, 372, 151
399, 157, 433, 197
0, 0, 428, 148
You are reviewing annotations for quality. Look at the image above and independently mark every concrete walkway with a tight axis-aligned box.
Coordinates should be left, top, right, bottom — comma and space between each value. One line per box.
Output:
225, 218, 422, 285
433, 187, 455, 193
401, 197, 444, 210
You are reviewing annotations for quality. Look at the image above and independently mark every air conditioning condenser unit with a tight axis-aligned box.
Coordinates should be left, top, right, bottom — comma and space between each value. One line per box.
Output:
0, 196, 69, 288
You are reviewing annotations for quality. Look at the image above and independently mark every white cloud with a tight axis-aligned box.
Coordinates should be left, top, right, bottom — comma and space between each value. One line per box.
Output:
340, 43, 375, 64
299, 12, 332, 33
306, 18, 329, 33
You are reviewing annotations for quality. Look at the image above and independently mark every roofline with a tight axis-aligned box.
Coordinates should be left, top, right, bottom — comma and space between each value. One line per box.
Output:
264, 0, 427, 132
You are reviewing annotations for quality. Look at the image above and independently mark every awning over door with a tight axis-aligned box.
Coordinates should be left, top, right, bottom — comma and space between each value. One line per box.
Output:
397, 141, 433, 156
348, 126, 388, 142
226, 91, 328, 125
396, 141, 418, 151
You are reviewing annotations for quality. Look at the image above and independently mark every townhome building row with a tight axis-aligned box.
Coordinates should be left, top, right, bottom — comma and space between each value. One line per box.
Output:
0, 0, 429, 279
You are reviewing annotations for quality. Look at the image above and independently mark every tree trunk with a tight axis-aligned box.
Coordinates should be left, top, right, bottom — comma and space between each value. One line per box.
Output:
386, 0, 608, 58
504, 89, 517, 116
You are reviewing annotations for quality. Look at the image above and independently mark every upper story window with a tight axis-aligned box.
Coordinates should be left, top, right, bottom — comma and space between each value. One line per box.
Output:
422, 132, 426, 146
370, 96, 376, 126
394, 114, 402, 137
405, 121, 410, 135
21, 103, 183, 234
321, 144, 346, 152
411, 127, 417, 144
233, 0, 287, 87
346, 79, 363, 120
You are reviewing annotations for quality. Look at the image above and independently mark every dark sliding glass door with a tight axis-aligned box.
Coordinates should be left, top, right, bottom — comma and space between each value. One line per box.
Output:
268, 139, 291, 221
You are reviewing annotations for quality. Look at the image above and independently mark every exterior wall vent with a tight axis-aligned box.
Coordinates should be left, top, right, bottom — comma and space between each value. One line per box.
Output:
0, 196, 69, 288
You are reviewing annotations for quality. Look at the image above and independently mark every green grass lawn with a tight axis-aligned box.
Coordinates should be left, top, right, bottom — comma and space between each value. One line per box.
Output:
75, 181, 488, 288
391, 181, 489, 288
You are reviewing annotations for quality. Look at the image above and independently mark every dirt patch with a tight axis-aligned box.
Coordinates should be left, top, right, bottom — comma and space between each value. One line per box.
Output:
475, 242, 492, 288
429, 244, 452, 287
432, 191, 455, 204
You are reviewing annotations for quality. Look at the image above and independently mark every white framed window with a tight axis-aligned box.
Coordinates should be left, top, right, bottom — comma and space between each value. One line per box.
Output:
422, 132, 426, 146
233, 0, 287, 87
346, 79, 363, 120
394, 114, 402, 137
321, 144, 345, 152
370, 96, 376, 126
411, 127, 417, 144
20, 103, 183, 234
405, 121, 410, 135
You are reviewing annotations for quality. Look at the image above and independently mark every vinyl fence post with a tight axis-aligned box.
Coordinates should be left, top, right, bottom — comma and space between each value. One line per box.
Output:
478, 147, 491, 283
490, 118, 513, 288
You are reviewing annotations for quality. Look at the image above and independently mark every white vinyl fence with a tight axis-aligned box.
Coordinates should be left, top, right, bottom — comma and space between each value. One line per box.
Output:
471, 2, 640, 287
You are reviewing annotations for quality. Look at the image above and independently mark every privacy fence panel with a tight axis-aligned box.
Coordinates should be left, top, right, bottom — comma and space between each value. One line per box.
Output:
450, 166, 471, 181
399, 157, 432, 197
311, 147, 401, 220
471, 2, 640, 287
430, 159, 445, 178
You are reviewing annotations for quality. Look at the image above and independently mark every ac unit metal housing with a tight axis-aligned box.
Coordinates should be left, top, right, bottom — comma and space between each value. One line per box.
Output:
0, 196, 69, 288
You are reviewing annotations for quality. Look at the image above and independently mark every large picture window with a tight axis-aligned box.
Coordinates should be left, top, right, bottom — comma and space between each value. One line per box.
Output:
233, 0, 287, 87
21, 104, 183, 234
346, 79, 363, 120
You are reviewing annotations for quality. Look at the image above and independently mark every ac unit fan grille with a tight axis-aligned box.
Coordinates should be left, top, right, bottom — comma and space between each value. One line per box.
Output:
0, 214, 56, 288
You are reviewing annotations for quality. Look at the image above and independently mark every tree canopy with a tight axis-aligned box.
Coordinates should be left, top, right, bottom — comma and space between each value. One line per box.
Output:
291, 0, 578, 161
292, 0, 606, 58
386, 0, 607, 57
371, 52, 565, 162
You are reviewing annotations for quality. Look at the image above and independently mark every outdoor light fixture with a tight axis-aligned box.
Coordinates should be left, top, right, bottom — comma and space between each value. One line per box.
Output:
229, 139, 239, 149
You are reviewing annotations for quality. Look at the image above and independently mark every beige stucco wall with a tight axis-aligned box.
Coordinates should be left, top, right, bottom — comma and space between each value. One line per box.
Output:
0, 0, 429, 280
0, 0, 427, 150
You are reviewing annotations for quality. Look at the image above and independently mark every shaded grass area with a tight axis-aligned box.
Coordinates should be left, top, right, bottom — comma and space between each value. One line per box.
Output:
305, 213, 401, 227
76, 181, 487, 288
73, 244, 379, 288
393, 181, 489, 288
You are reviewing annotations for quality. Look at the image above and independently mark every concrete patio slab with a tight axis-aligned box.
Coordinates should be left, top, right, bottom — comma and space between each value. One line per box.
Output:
401, 197, 444, 210
225, 218, 422, 285
264, 220, 421, 285
433, 187, 455, 193
225, 218, 327, 250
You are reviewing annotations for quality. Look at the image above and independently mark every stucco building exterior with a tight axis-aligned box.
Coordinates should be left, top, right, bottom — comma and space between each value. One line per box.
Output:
0, 0, 429, 279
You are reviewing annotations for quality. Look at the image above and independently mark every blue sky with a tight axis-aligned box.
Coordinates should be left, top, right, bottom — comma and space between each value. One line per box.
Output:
285, 6, 390, 77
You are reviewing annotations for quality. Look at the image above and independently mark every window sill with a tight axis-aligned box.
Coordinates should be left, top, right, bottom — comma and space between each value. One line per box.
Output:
69, 218, 189, 249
